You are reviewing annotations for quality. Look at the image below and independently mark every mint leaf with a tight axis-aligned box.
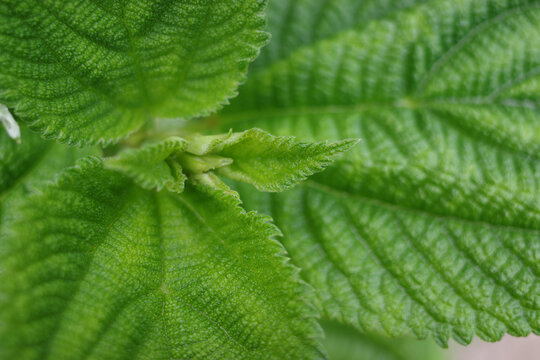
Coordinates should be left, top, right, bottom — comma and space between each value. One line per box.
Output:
204, 0, 540, 346
105, 137, 188, 193
0, 158, 323, 359
0, 1, 268, 145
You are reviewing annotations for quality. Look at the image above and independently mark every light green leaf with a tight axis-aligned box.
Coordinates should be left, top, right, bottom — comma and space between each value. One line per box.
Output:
188, 129, 358, 192
322, 321, 447, 360
202, 0, 540, 346
105, 137, 188, 193
0, 0, 268, 145
0, 157, 324, 360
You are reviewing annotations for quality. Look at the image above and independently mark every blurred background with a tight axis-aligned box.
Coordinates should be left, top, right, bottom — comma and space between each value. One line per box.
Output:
451, 334, 540, 360
323, 321, 540, 360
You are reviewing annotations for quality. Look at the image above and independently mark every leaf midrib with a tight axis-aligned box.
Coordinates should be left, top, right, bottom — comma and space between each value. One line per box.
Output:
43, 185, 140, 359
119, 1, 152, 112
153, 192, 174, 359
303, 179, 540, 236
211, 1, 540, 160
218, 97, 540, 125
211, 97, 540, 164
174, 190, 318, 356
171, 193, 251, 353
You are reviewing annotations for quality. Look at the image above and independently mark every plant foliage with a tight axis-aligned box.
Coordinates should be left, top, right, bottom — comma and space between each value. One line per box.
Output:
0, 0, 539, 359
206, 0, 540, 347
0, 0, 268, 145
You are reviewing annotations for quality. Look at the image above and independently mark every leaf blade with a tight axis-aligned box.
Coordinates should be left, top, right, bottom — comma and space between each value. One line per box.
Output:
207, 128, 359, 192
0, 157, 324, 360
0, 0, 269, 145
204, 0, 540, 346
104, 137, 188, 193
105, 129, 357, 194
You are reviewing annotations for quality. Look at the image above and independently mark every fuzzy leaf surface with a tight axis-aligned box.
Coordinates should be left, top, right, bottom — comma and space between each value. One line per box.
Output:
0, 158, 323, 360
0, 0, 268, 145
105, 137, 188, 193
194, 129, 358, 192
106, 129, 356, 194
204, 0, 540, 346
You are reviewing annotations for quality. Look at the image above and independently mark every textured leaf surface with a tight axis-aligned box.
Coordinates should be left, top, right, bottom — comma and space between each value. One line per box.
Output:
322, 321, 447, 360
0, 0, 268, 145
0, 158, 323, 360
189, 129, 358, 192
203, 0, 540, 346
105, 137, 188, 193
106, 129, 356, 194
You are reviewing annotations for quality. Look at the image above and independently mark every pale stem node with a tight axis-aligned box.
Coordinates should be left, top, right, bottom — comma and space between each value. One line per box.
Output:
0, 104, 21, 143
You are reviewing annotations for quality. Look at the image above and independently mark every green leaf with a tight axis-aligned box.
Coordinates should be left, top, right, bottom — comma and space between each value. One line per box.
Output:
249, 0, 428, 74
105, 129, 356, 194
202, 0, 540, 346
0, 157, 324, 360
0, 126, 94, 234
0, 0, 268, 145
322, 321, 447, 360
188, 129, 358, 192
104, 137, 188, 193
